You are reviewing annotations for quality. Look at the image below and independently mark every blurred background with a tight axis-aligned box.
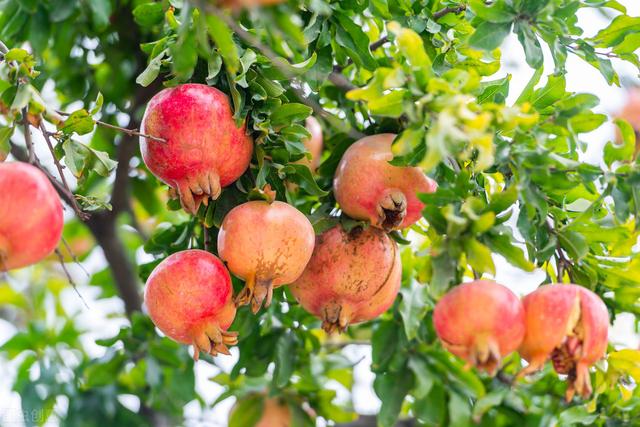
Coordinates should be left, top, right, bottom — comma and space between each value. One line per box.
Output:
0, 1, 639, 426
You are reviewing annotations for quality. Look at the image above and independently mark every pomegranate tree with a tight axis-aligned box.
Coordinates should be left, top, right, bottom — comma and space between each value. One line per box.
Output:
144, 249, 238, 359
433, 280, 525, 374
518, 284, 609, 400
0, 162, 63, 271
333, 134, 437, 231
290, 225, 401, 333
218, 200, 315, 313
140, 83, 253, 214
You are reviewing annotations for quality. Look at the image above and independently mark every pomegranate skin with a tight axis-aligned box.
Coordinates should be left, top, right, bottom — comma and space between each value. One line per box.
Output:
218, 201, 315, 313
518, 284, 609, 401
297, 117, 323, 171
433, 280, 525, 374
333, 134, 437, 231
140, 84, 253, 214
0, 162, 63, 271
144, 249, 238, 359
290, 225, 401, 333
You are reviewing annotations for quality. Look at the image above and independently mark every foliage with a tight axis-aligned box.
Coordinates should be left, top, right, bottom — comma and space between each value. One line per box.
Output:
1, 0, 640, 426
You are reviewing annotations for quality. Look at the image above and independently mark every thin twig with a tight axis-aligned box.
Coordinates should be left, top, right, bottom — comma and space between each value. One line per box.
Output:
0, 40, 8, 55
60, 237, 91, 278
54, 248, 89, 309
433, 4, 467, 19
22, 108, 35, 163
56, 111, 166, 143
39, 123, 90, 221
333, 36, 389, 74
94, 120, 167, 143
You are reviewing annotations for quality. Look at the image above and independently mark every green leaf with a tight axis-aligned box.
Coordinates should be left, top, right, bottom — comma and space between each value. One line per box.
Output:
58, 109, 95, 135
207, 14, 240, 74
88, 0, 112, 30
464, 238, 496, 275
171, 30, 198, 79
468, 0, 516, 23
273, 331, 296, 388
448, 392, 472, 427
62, 138, 117, 178
604, 119, 635, 166
469, 21, 512, 51
374, 369, 413, 427
592, 15, 640, 47
484, 229, 535, 271
558, 230, 588, 261
531, 74, 566, 109
558, 405, 599, 425
516, 67, 543, 104
367, 90, 408, 117
270, 103, 312, 128
229, 395, 264, 427
0, 126, 14, 161
398, 281, 429, 340
136, 49, 167, 87
408, 356, 435, 399
568, 112, 607, 133
515, 21, 543, 68
133, 3, 165, 27
285, 164, 329, 196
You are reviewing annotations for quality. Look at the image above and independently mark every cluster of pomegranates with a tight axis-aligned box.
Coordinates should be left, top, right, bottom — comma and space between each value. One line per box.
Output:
140, 83, 437, 357
434, 280, 609, 400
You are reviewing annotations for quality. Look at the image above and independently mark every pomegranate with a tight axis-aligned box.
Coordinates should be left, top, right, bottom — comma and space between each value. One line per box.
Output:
296, 116, 323, 171
433, 280, 525, 374
144, 249, 238, 359
518, 284, 609, 400
333, 134, 437, 231
290, 225, 401, 333
0, 162, 63, 271
218, 200, 315, 313
140, 83, 253, 214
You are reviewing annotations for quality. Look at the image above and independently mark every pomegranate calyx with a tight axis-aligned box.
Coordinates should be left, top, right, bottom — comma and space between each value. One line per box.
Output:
192, 322, 239, 361
234, 273, 275, 314
176, 172, 221, 214
376, 189, 407, 231
321, 302, 351, 334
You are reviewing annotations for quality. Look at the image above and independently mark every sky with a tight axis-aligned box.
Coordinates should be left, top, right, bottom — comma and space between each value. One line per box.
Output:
1, 2, 640, 426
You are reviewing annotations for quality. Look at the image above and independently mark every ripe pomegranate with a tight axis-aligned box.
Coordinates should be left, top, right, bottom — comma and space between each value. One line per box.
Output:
333, 134, 437, 231
518, 284, 609, 400
433, 280, 525, 374
218, 200, 315, 313
140, 83, 253, 214
296, 117, 323, 171
290, 225, 401, 333
144, 249, 238, 359
0, 162, 63, 271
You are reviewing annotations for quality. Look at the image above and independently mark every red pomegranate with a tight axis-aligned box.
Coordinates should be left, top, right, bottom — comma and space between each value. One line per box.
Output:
144, 249, 238, 359
433, 280, 525, 374
333, 134, 437, 231
290, 225, 401, 333
140, 83, 253, 214
218, 200, 315, 313
518, 284, 609, 400
296, 116, 323, 172
0, 162, 63, 271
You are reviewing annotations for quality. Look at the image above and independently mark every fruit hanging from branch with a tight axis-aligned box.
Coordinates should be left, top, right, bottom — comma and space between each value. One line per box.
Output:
140, 83, 253, 214
290, 225, 401, 333
517, 284, 609, 401
0, 162, 63, 271
218, 200, 315, 313
144, 249, 238, 360
433, 280, 525, 374
333, 134, 437, 231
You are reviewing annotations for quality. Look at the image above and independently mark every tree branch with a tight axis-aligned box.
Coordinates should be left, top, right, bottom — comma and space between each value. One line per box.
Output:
21, 108, 35, 163
433, 4, 467, 19
337, 416, 416, 427
39, 123, 89, 220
